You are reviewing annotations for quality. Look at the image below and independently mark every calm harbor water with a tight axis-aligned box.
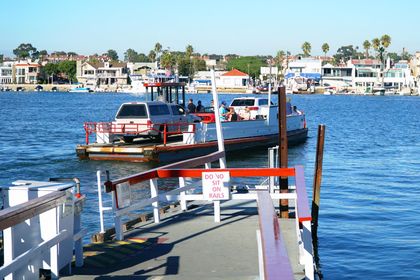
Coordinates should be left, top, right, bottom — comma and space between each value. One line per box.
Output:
0, 91, 419, 278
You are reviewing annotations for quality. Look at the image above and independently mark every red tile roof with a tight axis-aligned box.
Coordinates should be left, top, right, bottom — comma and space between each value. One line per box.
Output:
351, 59, 380, 65
222, 68, 248, 77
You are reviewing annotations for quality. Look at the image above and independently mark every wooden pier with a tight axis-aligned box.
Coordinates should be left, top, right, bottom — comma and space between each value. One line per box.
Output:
61, 199, 305, 280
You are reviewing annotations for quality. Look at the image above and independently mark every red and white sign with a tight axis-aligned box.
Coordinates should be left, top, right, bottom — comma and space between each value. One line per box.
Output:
202, 172, 230, 200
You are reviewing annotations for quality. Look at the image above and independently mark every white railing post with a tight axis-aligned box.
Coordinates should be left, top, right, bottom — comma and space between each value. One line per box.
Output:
97, 170, 106, 233
268, 147, 275, 193
150, 178, 160, 223
301, 220, 314, 280
112, 191, 124, 241
179, 177, 187, 211
205, 162, 221, 223
256, 229, 265, 280
50, 205, 60, 280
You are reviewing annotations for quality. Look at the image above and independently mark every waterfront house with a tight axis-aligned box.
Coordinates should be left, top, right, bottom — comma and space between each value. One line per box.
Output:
127, 62, 158, 76
0, 61, 13, 85
349, 59, 381, 92
77, 61, 128, 87
14, 61, 41, 84
383, 60, 415, 90
409, 51, 420, 87
321, 63, 353, 88
286, 58, 322, 75
218, 69, 249, 88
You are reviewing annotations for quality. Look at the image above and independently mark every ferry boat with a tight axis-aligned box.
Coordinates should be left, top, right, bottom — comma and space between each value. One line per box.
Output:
76, 78, 307, 162
77, 101, 307, 162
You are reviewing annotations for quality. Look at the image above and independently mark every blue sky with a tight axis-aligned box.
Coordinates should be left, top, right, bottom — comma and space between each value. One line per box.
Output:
1, 0, 418, 58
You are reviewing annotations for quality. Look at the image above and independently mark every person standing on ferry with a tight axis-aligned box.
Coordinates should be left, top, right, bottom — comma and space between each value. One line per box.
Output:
219, 101, 228, 121
196, 100, 204, 112
187, 99, 196, 113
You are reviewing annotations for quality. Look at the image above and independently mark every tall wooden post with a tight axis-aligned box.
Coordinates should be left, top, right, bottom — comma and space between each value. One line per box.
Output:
278, 86, 289, 218
182, 85, 186, 107
311, 124, 325, 271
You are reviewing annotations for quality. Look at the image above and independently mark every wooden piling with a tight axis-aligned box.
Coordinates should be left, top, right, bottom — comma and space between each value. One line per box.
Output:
311, 124, 325, 274
278, 86, 289, 218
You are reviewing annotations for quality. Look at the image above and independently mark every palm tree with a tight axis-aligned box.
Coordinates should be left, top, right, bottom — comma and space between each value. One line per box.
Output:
160, 51, 175, 71
321, 43, 329, 59
185, 44, 194, 58
275, 50, 285, 72
363, 40, 371, 58
148, 50, 156, 62
371, 38, 380, 56
302, 42, 311, 57
380, 34, 391, 49
154, 42, 162, 58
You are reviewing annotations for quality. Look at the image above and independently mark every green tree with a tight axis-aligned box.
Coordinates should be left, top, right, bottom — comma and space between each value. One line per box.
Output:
13, 43, 38, 60
106, 49, 119, 61
321, 43, 330, 59
43, 63, 59, 83
381, 34, 391, 49
177, 56, 190, 77
154, 42, 162, 58
301, 42, 311, 57
124, 48, 138, 62
363, 40, 371, 58
148, 50, 156, 62
0, 54, 3, 63
371, 38, 380, 55
58, 61, 77, 82
67, 52, 78, 56
136, 53, 150, 62
274, 50, 285, 70
226, 56, 267, 78
333, 45, 357, 64
193, 57, 206, 71
185, 44, 194, 58
160, 51, 175, 70
387, 52, 401, 62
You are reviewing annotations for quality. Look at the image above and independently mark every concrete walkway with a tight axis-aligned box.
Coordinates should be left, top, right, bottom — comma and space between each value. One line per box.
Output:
62, 199, 304, 280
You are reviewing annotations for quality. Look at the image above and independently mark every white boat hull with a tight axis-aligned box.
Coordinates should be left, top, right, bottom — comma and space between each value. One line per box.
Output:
183, 107, 306, 144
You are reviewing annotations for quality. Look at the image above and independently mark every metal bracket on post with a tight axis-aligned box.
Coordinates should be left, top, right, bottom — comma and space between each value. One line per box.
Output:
150, 178, 160, 223
179, 177, 187, 211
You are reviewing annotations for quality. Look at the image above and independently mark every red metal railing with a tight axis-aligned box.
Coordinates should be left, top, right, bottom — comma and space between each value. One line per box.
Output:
83, 122, 195, 145
104, 156, 311, 224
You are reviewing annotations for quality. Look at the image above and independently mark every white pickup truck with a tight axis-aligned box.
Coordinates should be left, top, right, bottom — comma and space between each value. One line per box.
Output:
113, 101, 200, 142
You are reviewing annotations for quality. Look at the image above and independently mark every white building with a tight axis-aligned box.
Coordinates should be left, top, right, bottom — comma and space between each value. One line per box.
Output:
77, 61, 128, 86
286, 58, 322, 74
218, 69, 249, 88
14, 61, 41, 84
0, 61, 13, 85
127, 62, 158, 75
349, 59, 381, 92
321, 63, 353, 87
383, 61, 415, 90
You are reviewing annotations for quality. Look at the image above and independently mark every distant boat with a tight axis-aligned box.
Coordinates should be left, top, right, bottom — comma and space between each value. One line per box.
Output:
372, 87, 385, 96
69, 87, 93, 93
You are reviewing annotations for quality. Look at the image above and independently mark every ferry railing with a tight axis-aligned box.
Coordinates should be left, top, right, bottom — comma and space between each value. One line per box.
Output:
83, 121, 196, 145
0, 191, 86, 280
97, 152, 314, 279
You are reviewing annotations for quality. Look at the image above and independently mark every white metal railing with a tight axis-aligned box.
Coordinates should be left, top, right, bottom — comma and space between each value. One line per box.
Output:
96, 153, 314, 279
0, 189, 86, 280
